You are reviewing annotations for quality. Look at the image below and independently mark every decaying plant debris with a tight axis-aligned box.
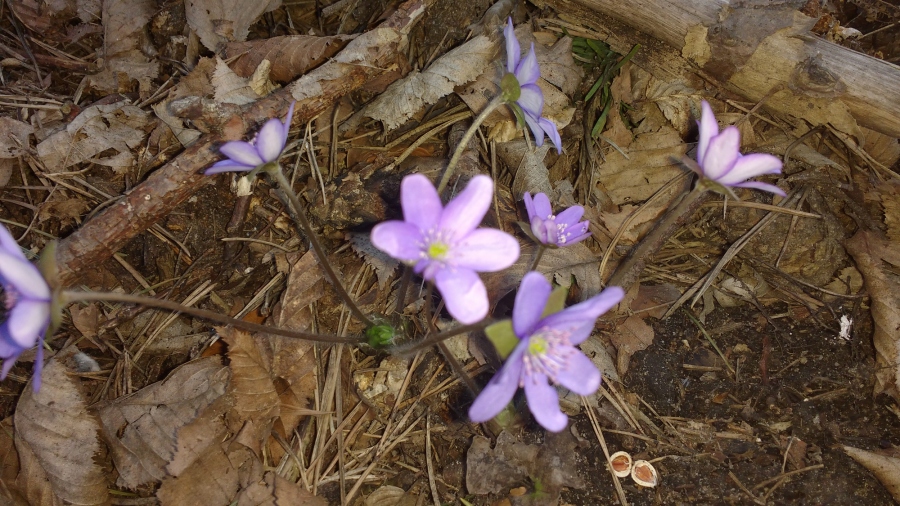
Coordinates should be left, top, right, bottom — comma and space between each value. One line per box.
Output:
0, 0, 899, 505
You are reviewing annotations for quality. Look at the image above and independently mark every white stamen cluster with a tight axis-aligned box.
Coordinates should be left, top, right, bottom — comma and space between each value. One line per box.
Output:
521, 327, 574, 385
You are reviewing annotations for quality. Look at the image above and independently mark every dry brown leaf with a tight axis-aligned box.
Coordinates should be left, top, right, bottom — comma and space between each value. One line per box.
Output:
225, 34, 355, 82
642, 76, 699, 136
9, 0, 76, 36
90, 0, 158, 94
363, 34, 496, 130
14, 354, 108, 506
213, 57, 262, 106
508, 143, 552, 199
0, 417, 23, 504
185, 0, 281, 52
69, 303, 100, 338
864, 127, 900, 172
234, 471, 326, 506
222, 329, 281, 430
610, 315, 655, 377
534, 35, 583, 96
843, 446, 900, 502
595, 127, 687, 205
98, 357, 230, 489
844, 230, 900, 399
350, 233, 400, 289
0, 117, 34, 158
36, 102, 150, 173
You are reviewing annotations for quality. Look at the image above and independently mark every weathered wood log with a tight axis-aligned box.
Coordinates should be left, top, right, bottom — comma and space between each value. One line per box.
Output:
536, 0, 900, 140
54, 0, 425, 286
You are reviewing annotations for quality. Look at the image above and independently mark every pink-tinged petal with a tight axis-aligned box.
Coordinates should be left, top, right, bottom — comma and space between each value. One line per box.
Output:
531, 193, 553, 219
370, 221, 424, 262
439, 175, 493, 238
204, 159, 254, 175
517, 85, 544, 119
515, 43, 540, 86
522, 110, 546, 148
513, 272, 552, 337
469, 343, 525, 422
219, 141, 264, 167
401, 174, 442, 231
434, 268, 488, 324
6, 300, 48, 347
697, 101, 719, 167
716, 153, 783, 185
702, 127, 741, 180
555, 205, 585, 226
281, 102, 296, 148
731, 180, 787, 197
539, 117, 563, 154
0, 251, 49, 299
504, 18, 520, 74
541, 286, 624, 344
530, 216, 551, 244
524, 374, 567, 432
256, 118, 287, 163
454, 229, 520, 272
523, 192, 536, 219
0, 224, 25, 262
555, 350, 601, 395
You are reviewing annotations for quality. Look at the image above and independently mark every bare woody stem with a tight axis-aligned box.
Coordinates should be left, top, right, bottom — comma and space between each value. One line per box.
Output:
267, 167, 375, 327
605, 186, 710, 292
64, 290, 360, 344
437, 96, 505, 194
391, 320, 493, 355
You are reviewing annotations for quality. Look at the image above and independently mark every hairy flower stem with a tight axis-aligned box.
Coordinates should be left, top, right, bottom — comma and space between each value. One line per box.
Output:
268, 167, 375, 328
437, 96, 505, 194
528, 245, 546, 272
391, 320, 492, 355
606, 187, 710, 292
64, 291, 360, 344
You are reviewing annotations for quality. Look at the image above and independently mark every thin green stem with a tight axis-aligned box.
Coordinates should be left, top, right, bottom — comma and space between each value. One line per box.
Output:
528, 245, 546, 272
64, 290, 360, 344
390, 320, 493, 356
268, 167, 375, 327
437, 96, 505, 194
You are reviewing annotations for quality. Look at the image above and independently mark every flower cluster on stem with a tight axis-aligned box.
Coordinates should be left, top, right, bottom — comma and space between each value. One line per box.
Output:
523, 192, 590, 247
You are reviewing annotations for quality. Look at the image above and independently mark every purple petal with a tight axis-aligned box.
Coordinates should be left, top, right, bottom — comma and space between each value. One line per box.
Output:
0, 330, 24, 358
541, 286, 624, 344
731, 180, 787, 197
513, 272, 551, 337
281, 102, 296, 149
530, 216, 552, 244
434, 268, 488, 324
697, 101, 718, 167
515, 43, 540, 86
401, 174, 442, 232
439, 175, 493, 239
561, 225, 591, 246
504, 18, 520, 75
370, 221, 424, 262
0, 251, 50, 299
538, 118, 563, 154
0, 350, 19, 380
6, 299, 49, 347
204, 159, 255, 175
0, 224, 25, 262
219, 141, 264, 167
702, 127, 741, 180
517, 84, 544, 120
555, 205, 585, 226
31, 342, 44, 391
523, 192, 536, 219
522, 110, 546, 148
716, 153, 783, 185
454, 229, 520, 272
469, 343, 525, 422
555, 350, 601, 395
531, 193, 553, 219
524, 373, 567, 432
256, 118, 287, 163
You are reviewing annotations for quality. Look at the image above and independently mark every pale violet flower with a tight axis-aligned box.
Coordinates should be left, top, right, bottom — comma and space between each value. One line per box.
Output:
692, 100, 785, 197
0, 224, 50, 391
205, 102, 295, 175
524, 192, 590, 247
469, 272, 623, 431
371, 174, 520, 324
502, 18, 563, 153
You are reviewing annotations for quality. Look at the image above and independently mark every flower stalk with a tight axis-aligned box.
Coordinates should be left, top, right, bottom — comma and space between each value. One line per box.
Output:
437, 95, 504, 194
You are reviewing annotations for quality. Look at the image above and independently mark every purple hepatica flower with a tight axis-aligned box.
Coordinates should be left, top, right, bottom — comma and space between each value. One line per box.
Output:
502, 18, 563, 154
523, 192, 591, 247
205, 102, 295, 175
371, 174, 520, 324
0, 224, 50, 391
469, 272, 624, 431
692, 100, 786, 197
